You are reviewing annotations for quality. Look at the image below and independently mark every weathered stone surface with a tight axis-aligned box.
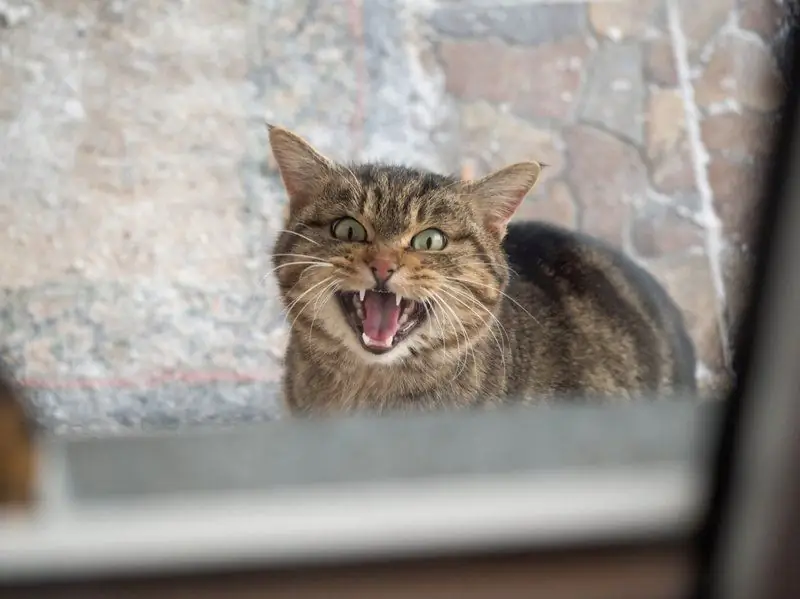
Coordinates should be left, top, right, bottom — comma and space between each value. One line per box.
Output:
644, 36, 679, 87
440, 38, 591, 121
430, 3, 585, 46
632, 200, 705, 258
564, 125, 647, 247
650, 255, 726, 373
679, 0, 736, 61
647, 89, 686, 158
700, 110, 774, 160
252, 0, 360, 160
707, 156, 760, 245
361, 0, 459, 172
0, 196, 248, 287
739, 0, 782, 40
0, 0, 252, 287
694, 34, 785, 112
579, 43, 645, 145
460, 102, 565, 184
588, 0, 661, 40
645, 88, 697, 197
514, 181, 577, 229
2, 283, 284, 381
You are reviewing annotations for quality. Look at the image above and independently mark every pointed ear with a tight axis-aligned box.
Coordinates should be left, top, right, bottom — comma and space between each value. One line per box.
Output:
267, 124, 339, 216
462, 162, 543, 237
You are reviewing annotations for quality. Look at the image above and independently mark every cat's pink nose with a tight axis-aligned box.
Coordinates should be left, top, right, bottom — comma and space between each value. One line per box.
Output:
369, 258, 397, 285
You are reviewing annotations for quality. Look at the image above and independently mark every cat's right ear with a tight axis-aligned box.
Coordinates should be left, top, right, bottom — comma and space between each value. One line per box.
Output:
267, 124, 338, 216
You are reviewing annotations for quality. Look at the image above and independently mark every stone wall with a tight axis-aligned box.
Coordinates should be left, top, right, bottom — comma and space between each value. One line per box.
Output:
0, 0, 786, 429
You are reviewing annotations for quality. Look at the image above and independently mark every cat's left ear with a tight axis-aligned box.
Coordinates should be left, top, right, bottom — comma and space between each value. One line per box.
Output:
267, 124, 340, 217
462, 162, 543, 238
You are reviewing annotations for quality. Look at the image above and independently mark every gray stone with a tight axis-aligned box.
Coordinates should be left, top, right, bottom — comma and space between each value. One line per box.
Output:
360, 0, 459, 172
2, 283, 285, 381
430, 3, 586, 46
250, 0, 361, 161
579, 43, 645, 146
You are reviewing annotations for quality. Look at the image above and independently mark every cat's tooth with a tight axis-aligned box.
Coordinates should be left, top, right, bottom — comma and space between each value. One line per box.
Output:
356, 306, 365, 320
395, 293, 402, 307
362, 332, 371, 346
359, 290, 366, 302
383, 336, 394, 348
398, 313, 408, 326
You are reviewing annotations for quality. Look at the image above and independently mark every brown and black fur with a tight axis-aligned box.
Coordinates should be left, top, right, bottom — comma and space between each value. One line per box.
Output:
268, 126, 696, 416
0, 362, 37, 506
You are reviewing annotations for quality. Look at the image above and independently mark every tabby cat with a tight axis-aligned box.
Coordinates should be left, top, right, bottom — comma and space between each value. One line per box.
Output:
268, 125, 696, 416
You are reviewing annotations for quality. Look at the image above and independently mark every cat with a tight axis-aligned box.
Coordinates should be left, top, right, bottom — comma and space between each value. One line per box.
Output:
268, 125, 697, 416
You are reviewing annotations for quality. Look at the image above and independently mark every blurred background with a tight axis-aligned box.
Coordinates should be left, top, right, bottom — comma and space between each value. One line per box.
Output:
0, 0, 790, 432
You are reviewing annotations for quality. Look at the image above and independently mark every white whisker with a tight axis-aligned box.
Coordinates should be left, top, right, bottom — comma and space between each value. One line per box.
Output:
285, 276, 336, 329
276, 229, 319, 246
261, 261, 332, 282
438, 285, 507, 384
441, 276, 541, 327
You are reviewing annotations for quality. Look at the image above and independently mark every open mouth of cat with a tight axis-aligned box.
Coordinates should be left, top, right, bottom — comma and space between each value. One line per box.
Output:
337, 290, 426, 354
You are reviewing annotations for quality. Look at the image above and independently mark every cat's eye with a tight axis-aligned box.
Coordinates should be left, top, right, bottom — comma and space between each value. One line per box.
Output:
331, 217, 368, 242
411, 228, 447, 251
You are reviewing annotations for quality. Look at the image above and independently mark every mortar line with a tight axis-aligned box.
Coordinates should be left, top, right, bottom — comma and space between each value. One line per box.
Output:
666, 0, 731, 369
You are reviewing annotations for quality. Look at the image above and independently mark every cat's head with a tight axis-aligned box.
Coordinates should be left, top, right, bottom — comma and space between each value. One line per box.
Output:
268, 125, 542, 365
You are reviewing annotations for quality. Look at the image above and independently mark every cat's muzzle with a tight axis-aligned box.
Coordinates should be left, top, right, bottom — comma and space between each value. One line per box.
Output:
337, 290, 427, 354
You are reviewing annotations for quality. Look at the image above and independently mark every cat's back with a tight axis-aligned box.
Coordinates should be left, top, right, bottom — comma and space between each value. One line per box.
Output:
499, 222, 696, 397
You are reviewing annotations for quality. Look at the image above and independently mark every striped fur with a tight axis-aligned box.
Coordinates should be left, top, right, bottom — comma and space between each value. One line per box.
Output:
268, 126, 696, 415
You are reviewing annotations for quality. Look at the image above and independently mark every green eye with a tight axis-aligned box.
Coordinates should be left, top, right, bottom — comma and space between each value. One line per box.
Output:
331, 217, 367, 242
411, 228, 447, 251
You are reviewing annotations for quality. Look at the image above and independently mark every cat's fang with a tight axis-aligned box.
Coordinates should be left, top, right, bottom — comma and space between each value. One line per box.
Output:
359, 290, 366, 302
395, 293, 401, 307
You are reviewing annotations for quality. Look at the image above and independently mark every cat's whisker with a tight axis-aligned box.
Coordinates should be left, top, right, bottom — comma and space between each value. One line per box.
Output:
423, 298, 449, 356
442, 276, 541, 327
308, 280, 340, 336
459, 252, 521, 278
439, 283, 512, 346
275, 229, 320, 246
428, 291, 471, 379
426, 293, 459, 354
435, 287, 488, 383
428, 294, 467, 377
272, 253, 333, 262
438, 286, 507, 384
261, 261, 332, 283
267, 265, 334, 298
438, 285, 502, 348
285, 276, 336, 326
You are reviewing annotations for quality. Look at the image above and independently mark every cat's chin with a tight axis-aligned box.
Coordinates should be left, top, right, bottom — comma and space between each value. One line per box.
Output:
336, 290, 427, 358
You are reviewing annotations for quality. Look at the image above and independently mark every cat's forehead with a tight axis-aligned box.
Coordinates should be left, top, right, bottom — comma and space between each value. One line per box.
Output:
343, 164, 466, 237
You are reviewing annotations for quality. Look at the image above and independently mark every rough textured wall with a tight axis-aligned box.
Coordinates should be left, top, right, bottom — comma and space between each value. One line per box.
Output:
0, 0, 787, 431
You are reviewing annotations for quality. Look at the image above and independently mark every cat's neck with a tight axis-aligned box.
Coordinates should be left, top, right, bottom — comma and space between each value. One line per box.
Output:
286, 329, 499, 414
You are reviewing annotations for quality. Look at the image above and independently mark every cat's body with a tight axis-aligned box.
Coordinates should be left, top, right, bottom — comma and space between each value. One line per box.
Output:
268, 126, 696, 416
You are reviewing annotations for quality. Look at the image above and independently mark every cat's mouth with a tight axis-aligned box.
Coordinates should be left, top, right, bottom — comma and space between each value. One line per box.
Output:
337, 290, 426, 354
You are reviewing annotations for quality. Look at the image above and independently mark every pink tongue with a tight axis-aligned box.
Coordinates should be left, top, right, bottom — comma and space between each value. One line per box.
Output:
362, 292, 401, 342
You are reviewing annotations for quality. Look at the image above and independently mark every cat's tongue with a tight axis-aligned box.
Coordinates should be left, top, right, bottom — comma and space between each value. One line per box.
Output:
362, 291, 401, 345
